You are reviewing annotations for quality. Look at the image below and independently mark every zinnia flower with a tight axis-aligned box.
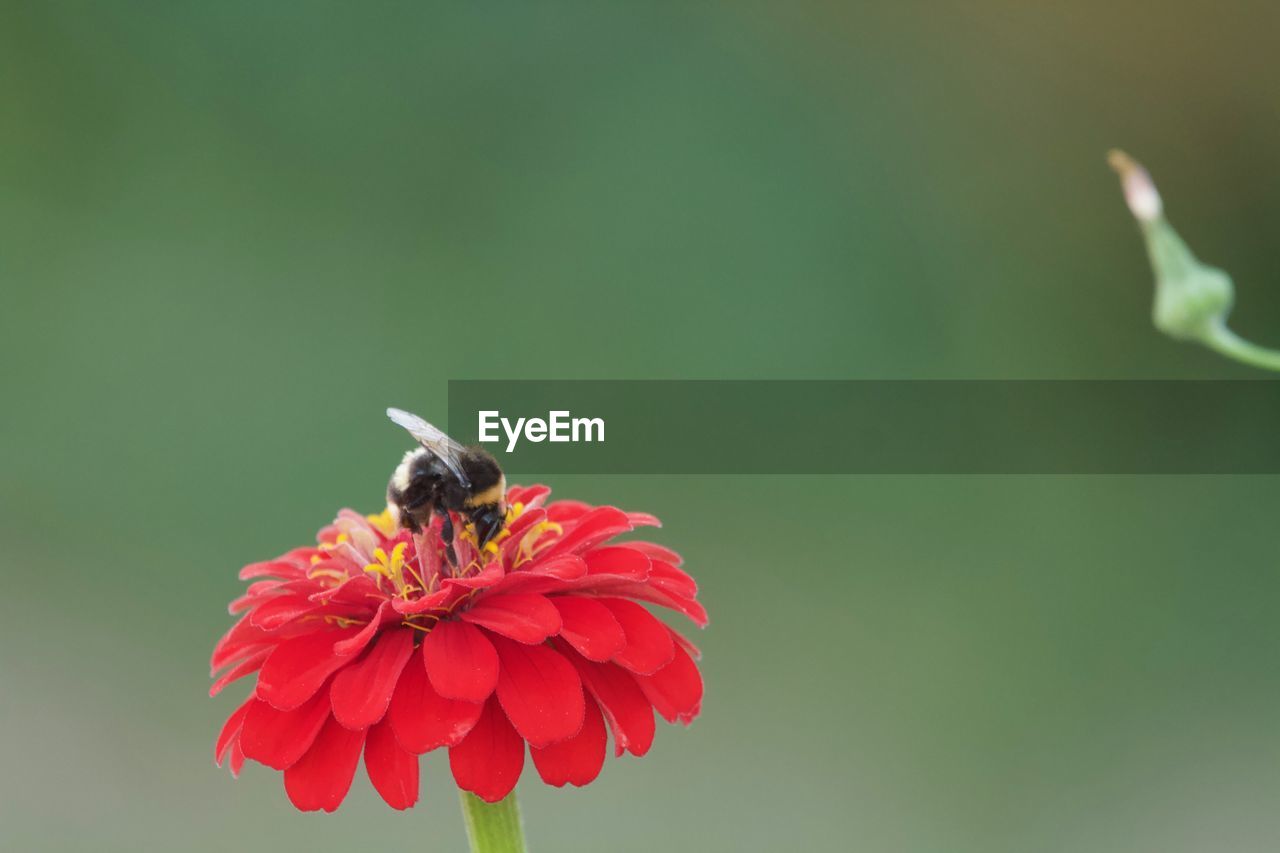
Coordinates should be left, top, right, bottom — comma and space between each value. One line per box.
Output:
211, 484, 706, 812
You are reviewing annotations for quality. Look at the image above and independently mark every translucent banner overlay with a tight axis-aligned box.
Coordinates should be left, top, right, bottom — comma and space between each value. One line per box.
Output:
446, 380, 1280, 475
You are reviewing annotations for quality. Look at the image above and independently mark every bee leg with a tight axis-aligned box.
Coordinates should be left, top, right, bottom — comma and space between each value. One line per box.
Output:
471, 506, 504, 550
439, 510, 458, 568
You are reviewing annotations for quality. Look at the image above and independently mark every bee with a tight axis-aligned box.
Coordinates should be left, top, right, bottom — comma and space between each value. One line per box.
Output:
385, 407, 506, 566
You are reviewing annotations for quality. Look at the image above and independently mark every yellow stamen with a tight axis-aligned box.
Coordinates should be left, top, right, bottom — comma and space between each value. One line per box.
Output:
455, 519, 512, 564
363, 541, 415, 597
401, 612, 444, 633
402, 554, 427, 590
320, 533, 349, 551
515, 520, 563, 566
366, 507, 398, 537
307, 568, 347, 583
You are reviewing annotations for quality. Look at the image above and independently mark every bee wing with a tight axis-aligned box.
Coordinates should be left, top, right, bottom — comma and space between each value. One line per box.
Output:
386, 407, 471, 487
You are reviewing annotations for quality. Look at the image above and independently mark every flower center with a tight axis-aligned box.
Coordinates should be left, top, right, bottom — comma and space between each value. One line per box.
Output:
307, 502, 563, 635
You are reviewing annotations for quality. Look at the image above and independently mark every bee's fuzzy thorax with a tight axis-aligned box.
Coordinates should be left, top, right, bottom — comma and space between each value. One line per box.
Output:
391, 449, 422, 493
464, 475, 507, 510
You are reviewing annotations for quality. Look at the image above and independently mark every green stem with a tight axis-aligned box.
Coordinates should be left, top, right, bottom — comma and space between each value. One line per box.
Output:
1202, 322, 1280, 372
459, 791, 528, 853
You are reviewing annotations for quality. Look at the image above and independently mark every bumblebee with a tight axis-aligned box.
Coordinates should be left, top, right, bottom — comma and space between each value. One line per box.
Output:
385, 408, 506, 566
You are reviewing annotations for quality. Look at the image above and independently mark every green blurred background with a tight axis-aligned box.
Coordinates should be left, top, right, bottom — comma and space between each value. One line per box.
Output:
4, 2, 1280, 851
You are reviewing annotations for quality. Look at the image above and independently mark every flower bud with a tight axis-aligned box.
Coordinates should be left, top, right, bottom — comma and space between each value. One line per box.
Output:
1109, 150, 1234, 342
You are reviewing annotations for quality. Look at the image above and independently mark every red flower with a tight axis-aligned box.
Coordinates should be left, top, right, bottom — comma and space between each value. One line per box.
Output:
211, 485, 706, 812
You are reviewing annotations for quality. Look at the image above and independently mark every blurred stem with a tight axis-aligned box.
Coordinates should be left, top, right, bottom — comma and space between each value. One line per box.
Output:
460, 791, 528, 853
1202, 321, 1280, 372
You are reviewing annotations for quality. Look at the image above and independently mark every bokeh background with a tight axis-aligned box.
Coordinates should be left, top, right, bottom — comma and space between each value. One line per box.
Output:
5, 3, 1280, 851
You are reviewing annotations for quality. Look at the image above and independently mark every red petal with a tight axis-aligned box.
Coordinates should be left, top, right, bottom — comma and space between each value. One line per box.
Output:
211, 629, 313, 673
442, 558, 504, 590
210, 616, 272, 671
566, 652, 655, 757
530, 696, 607, 788
647, 560, 698, 599
390, 587, 451, 615
627, 541, 684, 566
226, 594, 259, 616
330, 628, 415, 729
256, 628, 361, 711
211, 612, 315, 672
601, 598, 675, 675
672, 628, 702, 660
506, 484, 550, 507
523, 553, 588, 580
310, 574, 380, 606
552, 597, 625, 662
239, 560, 290, 581
501, 506, 547, 544
239, 550, 313, 580
491, 636, 584, 748
542, 507, 632, 557
284, 716, 367, 812
229, 741, 246, 777
489, 555, 589, 596
209, 647, 270, 697
505, 553, 588, 583
635, 643, 703, 724
364, 720, 419, 810
387, 653, 484, 753
229, 579, 284, 614
249, 595, 320, 630
583, 546, 650, 580
498, 507, 550, 553
449, 696, 526, 803
215, 697, 253, 766
422, 621, 499, 702
240, 692, 332, 770
333, 602, 394, 656
460, 593, 562, 643
581, 580, 709, 627
544, 500, 592, 523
